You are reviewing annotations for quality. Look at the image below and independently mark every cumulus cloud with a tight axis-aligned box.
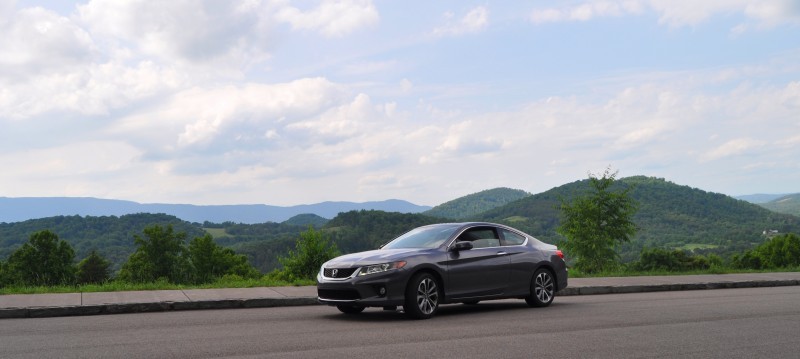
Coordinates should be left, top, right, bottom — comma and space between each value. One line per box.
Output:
433, 6, 489, 36
530, 0, 800, 31
0, 6, 94, 79
78, 0, 272, 67
112, 77, 343, 151
275, 0, 379, 37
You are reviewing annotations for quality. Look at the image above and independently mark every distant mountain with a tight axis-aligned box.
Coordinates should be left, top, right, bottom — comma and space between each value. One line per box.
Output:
476, 176, 800, 260
735, 194, 789, 204
0, 197, 432, 224
424, 187, 530, 219
758, 194, 800, 217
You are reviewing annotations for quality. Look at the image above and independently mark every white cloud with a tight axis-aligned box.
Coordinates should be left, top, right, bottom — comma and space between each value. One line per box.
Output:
288, 93, 376, 139
78, 0, 272, 67
275, 0, 379, 37
111, 77, 344, 153
0, 6, 94, 78
701, 138, 764, 162
530, 0, 800, 31
433, 6, 489, 36
531, 1, 643, 24
0, 60, 183, 120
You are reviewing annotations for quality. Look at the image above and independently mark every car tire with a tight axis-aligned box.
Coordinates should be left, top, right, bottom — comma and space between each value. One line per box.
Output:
525, 268, 555, 308
337, 304, 365, 314
404, 272, 440, 319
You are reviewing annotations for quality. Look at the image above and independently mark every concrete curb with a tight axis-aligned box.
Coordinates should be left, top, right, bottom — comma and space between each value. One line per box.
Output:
0, 297, 320, 319
556, 279, 800, 296
2, 278, 798, 320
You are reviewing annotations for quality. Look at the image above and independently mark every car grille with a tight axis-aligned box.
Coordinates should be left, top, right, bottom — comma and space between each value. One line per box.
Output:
318, 289, 361, 301
323, 267, 358, 279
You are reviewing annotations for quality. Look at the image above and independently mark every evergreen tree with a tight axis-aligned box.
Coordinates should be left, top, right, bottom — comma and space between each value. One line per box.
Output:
6, 230, 76, 286
76, 250, 112, 284
557, 168, 638, 273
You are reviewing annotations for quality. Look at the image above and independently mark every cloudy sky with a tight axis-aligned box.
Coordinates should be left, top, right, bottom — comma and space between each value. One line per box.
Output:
1, 0, 799, 207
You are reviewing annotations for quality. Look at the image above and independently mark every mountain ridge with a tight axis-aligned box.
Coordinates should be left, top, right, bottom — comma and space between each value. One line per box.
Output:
0, 197, 432, 224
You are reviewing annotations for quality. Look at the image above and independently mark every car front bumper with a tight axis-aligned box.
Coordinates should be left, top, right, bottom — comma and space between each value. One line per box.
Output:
317, 269, 411, 307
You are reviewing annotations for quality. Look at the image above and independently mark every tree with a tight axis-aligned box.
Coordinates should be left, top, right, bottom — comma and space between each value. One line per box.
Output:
733, 233, 800, 269
557, 168, 638, 273
76, 250, 112, 284
118, 225, 190, 283
5, 230, 76, 286
276, 226, 340, 281
187, 234, 260, 283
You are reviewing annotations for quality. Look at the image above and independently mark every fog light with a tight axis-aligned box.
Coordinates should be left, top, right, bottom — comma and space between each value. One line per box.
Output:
379, 286, 386, 296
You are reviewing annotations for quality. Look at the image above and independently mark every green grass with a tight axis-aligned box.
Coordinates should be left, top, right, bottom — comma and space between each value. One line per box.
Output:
0, 276, 316, 295
204, 228, 232, 238
676, 243, 719, 251
568, 266, 800, 278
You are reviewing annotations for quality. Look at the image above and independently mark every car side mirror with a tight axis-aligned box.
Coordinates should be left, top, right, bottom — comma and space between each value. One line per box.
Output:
451, 241, 473, 251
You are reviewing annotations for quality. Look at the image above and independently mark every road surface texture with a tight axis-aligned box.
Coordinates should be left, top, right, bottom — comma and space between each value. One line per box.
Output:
1, 286, 799, 358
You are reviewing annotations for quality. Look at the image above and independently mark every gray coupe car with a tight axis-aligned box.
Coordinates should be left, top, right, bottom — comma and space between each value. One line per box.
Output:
317, 222, 568, 319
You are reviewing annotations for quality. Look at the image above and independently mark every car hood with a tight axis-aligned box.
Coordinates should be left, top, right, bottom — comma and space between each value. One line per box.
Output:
325, 248, 424, 268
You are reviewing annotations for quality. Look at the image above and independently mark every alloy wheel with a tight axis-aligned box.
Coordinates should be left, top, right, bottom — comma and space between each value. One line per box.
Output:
416, 277, 439, 315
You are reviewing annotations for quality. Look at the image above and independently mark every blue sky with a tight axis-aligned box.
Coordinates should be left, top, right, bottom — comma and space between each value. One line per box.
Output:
1, 0, 799, 206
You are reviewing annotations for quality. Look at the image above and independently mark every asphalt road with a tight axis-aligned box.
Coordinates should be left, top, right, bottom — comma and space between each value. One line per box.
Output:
2, 286, 799, 358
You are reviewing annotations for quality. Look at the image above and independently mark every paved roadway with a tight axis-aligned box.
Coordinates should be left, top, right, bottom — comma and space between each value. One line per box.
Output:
2, 286, 799, 358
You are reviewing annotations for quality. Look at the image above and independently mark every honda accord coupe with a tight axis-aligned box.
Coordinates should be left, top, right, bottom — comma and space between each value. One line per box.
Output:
317, 222, 568, 319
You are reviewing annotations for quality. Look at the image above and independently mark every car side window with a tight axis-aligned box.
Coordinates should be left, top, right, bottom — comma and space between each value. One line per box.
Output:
501, 229, 526, 246
457, 227, 500, 248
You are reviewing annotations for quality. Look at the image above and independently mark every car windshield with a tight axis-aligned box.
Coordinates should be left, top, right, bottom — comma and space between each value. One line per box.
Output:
382, 224, 460, 249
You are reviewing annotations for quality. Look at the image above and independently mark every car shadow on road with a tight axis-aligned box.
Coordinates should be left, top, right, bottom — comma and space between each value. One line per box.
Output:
319, 300, 570, 322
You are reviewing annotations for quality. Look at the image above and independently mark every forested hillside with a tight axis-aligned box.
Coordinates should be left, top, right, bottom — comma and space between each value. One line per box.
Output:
0, 214, 205, 270
2, 177, 798, 275
477, 176, 800, 260
424, 187, 530, 219
230, 210, 445, 272
759, 194, 800, 217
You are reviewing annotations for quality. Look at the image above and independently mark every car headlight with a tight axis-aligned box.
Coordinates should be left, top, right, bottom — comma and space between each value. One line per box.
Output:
358, 261, 407, 276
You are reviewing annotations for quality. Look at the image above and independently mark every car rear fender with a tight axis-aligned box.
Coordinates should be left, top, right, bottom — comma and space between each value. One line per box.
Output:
530, 264, 560, 291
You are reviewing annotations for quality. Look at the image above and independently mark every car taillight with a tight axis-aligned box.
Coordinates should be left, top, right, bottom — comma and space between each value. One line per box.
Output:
555, 249, 564, 259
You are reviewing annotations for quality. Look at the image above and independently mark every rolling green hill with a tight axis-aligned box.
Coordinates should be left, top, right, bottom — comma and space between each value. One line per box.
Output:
231, 210, 444, 272
759, 194, 800, 217
2, 177, 798, 274
424, 187, 530, 219
476, 176, 800, 260
283, 213, 329, 227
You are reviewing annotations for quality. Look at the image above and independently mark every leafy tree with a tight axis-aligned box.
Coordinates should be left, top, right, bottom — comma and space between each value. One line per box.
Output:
118, 225, 190, 283
733, 233, 800, 269
557, 168, 638, 273
0, 260, 10, 287
76, 250, 112, 284
275, 226, 340, 281
5, 230, 76, 286
187, 234, 259, 283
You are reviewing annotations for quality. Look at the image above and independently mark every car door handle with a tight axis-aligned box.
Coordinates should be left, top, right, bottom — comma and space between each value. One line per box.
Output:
496, 251, 507, 256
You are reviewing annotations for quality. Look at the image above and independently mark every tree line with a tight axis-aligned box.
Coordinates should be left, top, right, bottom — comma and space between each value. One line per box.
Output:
0, 225, 261, 287
0, 223, 339, 288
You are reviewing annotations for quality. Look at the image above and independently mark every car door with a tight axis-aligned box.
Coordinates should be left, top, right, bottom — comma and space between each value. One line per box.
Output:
499, 228, 537, 296
445, 226, 510, 299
